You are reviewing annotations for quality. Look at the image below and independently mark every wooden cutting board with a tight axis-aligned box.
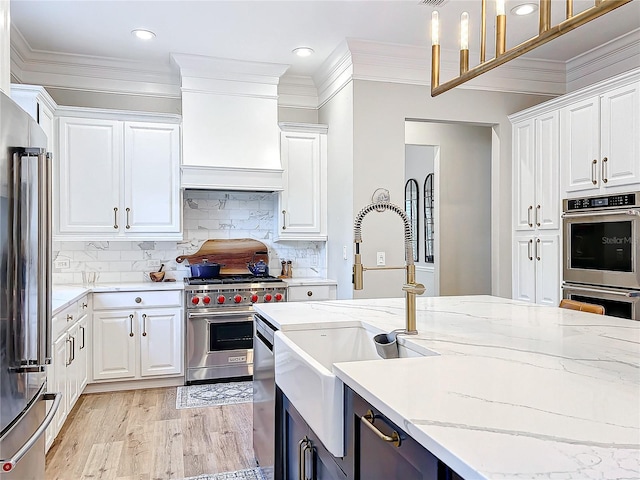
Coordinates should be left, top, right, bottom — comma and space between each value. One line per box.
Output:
176, 238, 269, 275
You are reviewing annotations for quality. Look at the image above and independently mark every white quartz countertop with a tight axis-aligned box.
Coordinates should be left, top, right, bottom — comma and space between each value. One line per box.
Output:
253, 295, 640, 479
283, 277, 337, 286
52, 282, 183, 314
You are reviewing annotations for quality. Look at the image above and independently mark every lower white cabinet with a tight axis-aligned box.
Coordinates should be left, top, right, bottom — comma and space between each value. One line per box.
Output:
92, 290, 182, 382
513, 233, 561, 306
287, 281, 337, 302
46, 294, 91, 452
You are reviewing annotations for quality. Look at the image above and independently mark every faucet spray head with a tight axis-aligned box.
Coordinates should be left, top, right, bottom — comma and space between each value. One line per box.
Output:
353, 253, 363, 290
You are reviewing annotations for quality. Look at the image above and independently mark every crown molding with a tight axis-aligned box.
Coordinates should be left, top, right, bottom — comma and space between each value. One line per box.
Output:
314, 39, 355, 108
278, 75, 318, 109
10, 24, 181, 98
566, 28, 640, 92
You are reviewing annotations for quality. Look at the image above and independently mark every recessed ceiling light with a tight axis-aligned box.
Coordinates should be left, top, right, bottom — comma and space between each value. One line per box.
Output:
292, 47, 314, 58
511, 3, 537, 15
132, 29, 156, 40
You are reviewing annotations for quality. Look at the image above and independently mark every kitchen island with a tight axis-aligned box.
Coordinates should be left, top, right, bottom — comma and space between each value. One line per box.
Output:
254, 295, 640, 480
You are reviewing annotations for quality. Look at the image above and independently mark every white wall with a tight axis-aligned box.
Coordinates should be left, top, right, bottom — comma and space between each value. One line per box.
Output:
321, 79, 552, 300
279, 106, 318, 124
0, 0, 9, 94
46, 88, 181, 114
318, 83, 354, 300
406, 122, 492, 296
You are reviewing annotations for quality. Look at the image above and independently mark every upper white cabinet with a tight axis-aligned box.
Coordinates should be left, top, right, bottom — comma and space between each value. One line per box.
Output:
56, 108, 182, 240
512, 111, 560, 232
562, 78, 640, 197
10, 84, 57, 153
276, 123, 328, 241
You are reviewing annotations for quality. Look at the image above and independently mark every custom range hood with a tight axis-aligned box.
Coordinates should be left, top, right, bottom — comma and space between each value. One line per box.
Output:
172, 54, 289, 191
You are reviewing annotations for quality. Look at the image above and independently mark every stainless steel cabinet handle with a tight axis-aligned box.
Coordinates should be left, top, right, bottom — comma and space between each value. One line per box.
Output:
129, 314, 134, 337
536, 238, 541, 261
361, 410, 401, 447
282, 210, 287, 230
563, 284, 640, 298
602, 157, 608, 183
527, 205, 533, 227
114, 207, 119, 229
536, 205, 541, 227
80, 325, 85, 350
303, 442, 314, 480
528, 239, 533, 261
66, 338, 72, 366
562, 209, 640, 219
66, 314, 73, 322
70, 335, 75, 363
125, 207, 131, 229
0, 392, 62, 474
591, 159, 597, 185
81, 302, 88, 309
142, 313, 147, 337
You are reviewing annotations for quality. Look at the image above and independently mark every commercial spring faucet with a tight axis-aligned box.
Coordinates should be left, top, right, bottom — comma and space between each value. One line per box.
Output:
353, 202, 425, 334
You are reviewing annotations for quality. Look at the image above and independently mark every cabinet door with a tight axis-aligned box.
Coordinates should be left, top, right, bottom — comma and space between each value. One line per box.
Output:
58, 118, 122, 233
535, 234, 561, 307
123, 122, 181, 233
512, 236, 536, 304
561, 97, 600, 194
76, 314, 89, 393
600, 82, 640, 189
93, 310, 136, 380
278, 130, 327, 240
513, 119, 536, 231
535, 111, 560, 230
139, 308, 182, 377
52, 335, 68, 435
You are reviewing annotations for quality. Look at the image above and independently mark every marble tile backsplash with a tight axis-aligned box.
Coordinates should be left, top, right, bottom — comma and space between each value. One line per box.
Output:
52, 190, 327, 285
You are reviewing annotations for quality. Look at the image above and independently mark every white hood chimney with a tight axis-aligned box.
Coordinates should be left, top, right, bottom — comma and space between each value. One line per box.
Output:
171, 54, 289, 191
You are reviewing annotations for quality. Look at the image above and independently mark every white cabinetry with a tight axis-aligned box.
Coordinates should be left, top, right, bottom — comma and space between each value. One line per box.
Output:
10, 84, 57, 152
92, 290, 182, 382
46, 294, 91, 452
286, 280, 337, 302
276, 123, 328, 241
56, 108, 181, 240
510, 109, 561, 306
562, 78, 640, 197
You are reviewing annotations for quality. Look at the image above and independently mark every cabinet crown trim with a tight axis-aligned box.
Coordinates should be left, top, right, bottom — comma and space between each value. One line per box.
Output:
55, 105, 182, 123
279, 122, 328, 134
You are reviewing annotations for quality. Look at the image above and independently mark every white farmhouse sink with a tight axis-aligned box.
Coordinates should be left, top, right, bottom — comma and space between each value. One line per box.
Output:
274, 323, 437, 457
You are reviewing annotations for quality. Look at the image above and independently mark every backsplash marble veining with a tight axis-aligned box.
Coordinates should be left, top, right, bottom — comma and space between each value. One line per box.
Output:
52, 190, 327, 285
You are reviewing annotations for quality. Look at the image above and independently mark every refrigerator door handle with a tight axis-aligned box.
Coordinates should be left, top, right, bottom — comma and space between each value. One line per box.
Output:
38, 151, 52, 367
0, 392, 62, 474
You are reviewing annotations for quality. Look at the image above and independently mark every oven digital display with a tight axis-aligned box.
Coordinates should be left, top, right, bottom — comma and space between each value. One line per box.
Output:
570, 221, 633, 272
591, 198, 608, 207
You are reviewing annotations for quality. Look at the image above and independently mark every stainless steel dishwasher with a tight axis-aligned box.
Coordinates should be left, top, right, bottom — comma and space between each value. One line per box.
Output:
253, 313, 277, 480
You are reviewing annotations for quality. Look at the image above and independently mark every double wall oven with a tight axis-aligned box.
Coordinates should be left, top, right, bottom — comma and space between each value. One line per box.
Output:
184, 276, 287, 384
562, 192, 640, 320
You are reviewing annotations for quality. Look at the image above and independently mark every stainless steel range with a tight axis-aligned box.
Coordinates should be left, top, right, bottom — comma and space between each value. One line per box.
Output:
184, 275, 287, 384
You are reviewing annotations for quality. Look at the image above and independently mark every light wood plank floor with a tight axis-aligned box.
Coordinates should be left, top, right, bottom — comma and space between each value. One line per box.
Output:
45, 387, 255, 480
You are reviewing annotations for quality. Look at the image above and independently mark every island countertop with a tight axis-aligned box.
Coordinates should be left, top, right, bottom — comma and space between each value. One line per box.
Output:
253, 295, 640, 479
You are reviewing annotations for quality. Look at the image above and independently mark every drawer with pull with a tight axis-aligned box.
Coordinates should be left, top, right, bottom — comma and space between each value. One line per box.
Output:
287, 284, 336, 302
52, 300, 79, 341
93, 290, 182, 310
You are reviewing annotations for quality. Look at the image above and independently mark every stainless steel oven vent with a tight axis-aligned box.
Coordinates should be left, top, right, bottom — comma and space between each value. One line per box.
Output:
417, 0, 449, 6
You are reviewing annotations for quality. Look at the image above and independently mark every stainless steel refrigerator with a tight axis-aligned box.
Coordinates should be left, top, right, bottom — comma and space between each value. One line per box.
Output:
0, 91, 60, 479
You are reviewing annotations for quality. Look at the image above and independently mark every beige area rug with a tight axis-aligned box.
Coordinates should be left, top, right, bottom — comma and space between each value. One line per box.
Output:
176, 381, 253, 409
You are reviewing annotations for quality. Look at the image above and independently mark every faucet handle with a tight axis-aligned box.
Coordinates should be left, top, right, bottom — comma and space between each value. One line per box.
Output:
403, 283, 426, 295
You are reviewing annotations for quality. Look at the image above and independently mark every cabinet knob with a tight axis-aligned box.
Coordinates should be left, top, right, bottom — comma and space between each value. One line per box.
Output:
66, 314, 73, 322
307, 290, 313, 297
81, 302, 88, 309
135, 297, 142, 304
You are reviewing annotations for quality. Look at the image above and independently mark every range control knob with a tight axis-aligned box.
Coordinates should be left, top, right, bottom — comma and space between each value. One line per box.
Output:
275, 293, 283, 302
217, 295, 226, 304
203, 296, 211, 305
264, 294, 273, 302
191, 296, 200, 305
234, 294, 243, 303
251, 294, 259, 303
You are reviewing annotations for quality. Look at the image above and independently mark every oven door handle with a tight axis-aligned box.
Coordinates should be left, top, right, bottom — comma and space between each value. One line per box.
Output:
187, 310, 253, 319
561, 209, 640, 219
563, 285, 640, 298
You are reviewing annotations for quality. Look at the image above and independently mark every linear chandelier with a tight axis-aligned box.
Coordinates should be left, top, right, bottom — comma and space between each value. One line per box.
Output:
430, 0, 633, 97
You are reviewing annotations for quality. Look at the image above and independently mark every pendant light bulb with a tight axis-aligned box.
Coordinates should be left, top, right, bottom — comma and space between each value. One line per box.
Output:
460, 12, 469, 50
431, 11, 440, 46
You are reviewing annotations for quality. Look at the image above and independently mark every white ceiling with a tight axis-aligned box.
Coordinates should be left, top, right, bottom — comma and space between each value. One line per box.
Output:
10, 0, 640, 79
